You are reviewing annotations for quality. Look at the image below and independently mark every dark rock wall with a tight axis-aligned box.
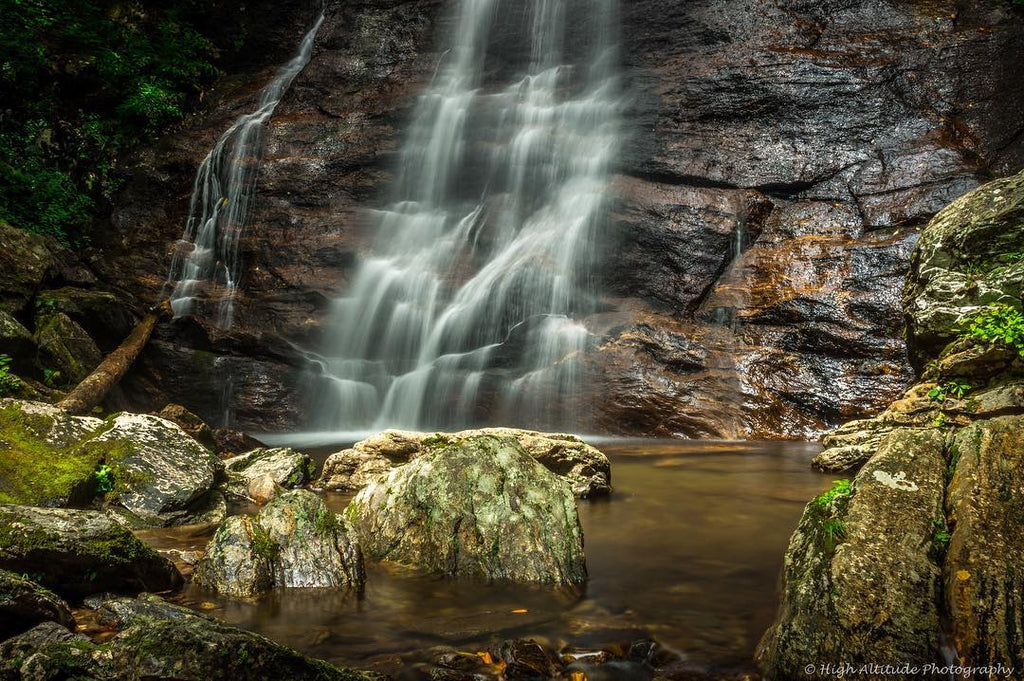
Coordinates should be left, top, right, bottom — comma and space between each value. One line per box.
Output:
104, 0, 1024, 435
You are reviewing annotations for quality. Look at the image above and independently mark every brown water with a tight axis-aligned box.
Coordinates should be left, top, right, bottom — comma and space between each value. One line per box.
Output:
143, 440, 831, 675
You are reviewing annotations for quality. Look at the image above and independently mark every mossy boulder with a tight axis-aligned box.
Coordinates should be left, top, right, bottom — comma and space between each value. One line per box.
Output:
223, 447, 314, 500
0, 504, 182, 599
944, 415, 1024, 670
758, 428, 946, 678
320, 428, 611, 498
903, 168, 1024, 371
86, 413, 223, 527
33, 311, 102, 384
0, 399, 104, 506
37, 287, 136, 351
0, 569, 75, 639
195, 490, 363, 599
0, 596, 378, 681
345, 435, 587, 585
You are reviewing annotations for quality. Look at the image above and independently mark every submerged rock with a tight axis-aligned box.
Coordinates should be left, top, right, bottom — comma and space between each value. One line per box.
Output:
345, 435, 587, 585
0, 504, 182, 598
0, 569, 75, 639
320, 428, 611, 498
0, 595, 378, 681
195, 489, 363, 599
224, 447, 314, 500
757, 428, 946, 678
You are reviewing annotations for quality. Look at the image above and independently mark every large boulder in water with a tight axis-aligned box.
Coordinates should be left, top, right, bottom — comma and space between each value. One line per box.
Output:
345, 435, 587, 586
319, 428, 611, 498
757, 428, 947, 678
195, 489, 363, 599
0, 504, 183, 599
223, 447, 314, 500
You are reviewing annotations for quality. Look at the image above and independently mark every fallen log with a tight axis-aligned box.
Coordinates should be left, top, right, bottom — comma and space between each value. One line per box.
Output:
57, 301, 171, 415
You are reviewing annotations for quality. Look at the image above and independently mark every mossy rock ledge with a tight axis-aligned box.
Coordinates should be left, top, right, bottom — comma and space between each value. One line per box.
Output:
195, 489, 363, 599
0, 504, 182, 599
345, 435, 587, 586
0, 595, 378, 681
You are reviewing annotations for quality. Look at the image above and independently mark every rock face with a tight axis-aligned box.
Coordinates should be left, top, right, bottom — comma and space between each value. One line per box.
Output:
345, 435, 587, 585
96, 0, 1023, 437
0, 570, 75, 640
195, 489, 363, 598
760, 170, 1024, 677
0, 504, 182, 598
0, 595, 377, 681
904, 168, 1024, 370
319, 428, 612, 498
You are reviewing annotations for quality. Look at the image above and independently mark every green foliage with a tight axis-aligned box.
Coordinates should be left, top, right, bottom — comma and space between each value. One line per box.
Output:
822, 519, 847, 544
815, 479, 852, 509
928, 380, 971, 403
0, 0, 255, 244
0, 355, 20, 396
93, 464, 114, 495
958, 303, 1024, 358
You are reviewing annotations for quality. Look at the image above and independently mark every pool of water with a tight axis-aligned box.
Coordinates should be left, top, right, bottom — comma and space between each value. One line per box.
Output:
140, 440, 831, 675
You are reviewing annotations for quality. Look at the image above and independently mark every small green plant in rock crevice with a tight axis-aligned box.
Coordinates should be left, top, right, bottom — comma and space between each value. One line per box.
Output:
93, 464, 115, 495
928, 380, 971, 404
957, 303, 1024, 358
814, 479, 853, 554
0, 355, 20, 396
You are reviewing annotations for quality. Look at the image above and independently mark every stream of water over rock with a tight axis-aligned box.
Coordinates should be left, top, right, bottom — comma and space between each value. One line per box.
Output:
166, 11, 325, 328
310, 0, 621, 431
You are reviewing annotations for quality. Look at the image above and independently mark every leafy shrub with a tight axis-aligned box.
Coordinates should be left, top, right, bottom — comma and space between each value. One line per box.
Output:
928, 380, 970, 403
958, 303, 1024, 358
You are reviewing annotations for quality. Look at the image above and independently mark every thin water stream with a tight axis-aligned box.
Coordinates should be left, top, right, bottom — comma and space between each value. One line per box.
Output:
138, 440, 829, 676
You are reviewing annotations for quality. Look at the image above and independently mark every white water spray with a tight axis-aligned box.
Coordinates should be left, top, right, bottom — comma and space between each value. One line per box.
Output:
313, 0, 621, 430
166, 12, 325, 328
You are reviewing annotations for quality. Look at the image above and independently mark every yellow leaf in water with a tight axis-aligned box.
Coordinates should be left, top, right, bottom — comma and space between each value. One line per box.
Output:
511, 608, 528, 614
476, 652, 494, 665
199, 602, 217, 610
569, 671, 587, 681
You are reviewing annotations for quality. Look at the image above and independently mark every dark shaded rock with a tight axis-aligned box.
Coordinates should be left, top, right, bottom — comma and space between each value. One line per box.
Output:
38, 287, 137, 351
195, 489, 363, 598
0, 222, 57, 316
944, 415, 1024, 671
757, 428, 946, 679
0, 311, 36, 375
33, 311, 102, 384
0, 569, 75, 640
345, 435, 586, 585
157, 402, 218, 451
211, 427, 266, 455
493, 639, 560, 679
0, 504, 183, 599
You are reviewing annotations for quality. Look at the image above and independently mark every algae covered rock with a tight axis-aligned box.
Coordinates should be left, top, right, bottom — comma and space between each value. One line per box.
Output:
903, 168, 1024, 370
757, 428, 946, 678
320, 428, 611, 498
224, 447, 314, 500
0, 504, 182, 598
943, 415, 1024, 670
37, 286, 136, 350
33, 311, 103, 384
0, 569, 75, 639
87, 413, 222, 527
0, 399, 104, 506
195, 490, 363, 599
346, 435, 587, 585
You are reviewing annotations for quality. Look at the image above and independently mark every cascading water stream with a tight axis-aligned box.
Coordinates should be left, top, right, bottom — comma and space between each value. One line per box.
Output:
312, 0, 620, 431
166, 12, 325, 328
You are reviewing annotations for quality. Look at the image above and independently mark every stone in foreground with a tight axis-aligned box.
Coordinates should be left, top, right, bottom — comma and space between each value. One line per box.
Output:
320, 428, 611, 498
195, 490, 363, 598
0, 569, 75, 639
346, 435, 587, 585
0, 504, 182, 598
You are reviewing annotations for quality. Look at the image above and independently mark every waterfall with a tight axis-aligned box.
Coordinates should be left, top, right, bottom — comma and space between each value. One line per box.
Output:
313, 0, 621, 431
166, 12, 325, 328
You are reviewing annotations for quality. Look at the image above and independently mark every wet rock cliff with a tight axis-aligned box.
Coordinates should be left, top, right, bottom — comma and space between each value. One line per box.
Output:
99, 0, 1024, 436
